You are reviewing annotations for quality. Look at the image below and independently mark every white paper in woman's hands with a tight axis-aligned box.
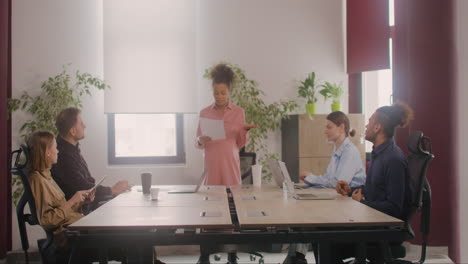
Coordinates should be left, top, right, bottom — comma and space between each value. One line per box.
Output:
200, 118, 226, 140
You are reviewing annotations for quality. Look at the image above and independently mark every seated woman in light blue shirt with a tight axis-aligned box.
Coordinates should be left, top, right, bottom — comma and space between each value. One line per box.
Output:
284, 111, 366, 264
300, 111, 365, 189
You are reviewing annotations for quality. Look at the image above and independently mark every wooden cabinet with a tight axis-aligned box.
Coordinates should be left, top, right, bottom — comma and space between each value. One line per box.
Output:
281, 114, 365, 182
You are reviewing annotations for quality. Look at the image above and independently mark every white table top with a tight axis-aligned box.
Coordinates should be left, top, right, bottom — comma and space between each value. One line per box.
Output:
69, 184, 403, 231
230, 184, 404, 228
102, 185, 228, 207
69, 185, 233, 230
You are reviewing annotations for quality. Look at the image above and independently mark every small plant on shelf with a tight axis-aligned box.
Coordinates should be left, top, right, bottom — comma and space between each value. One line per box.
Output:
297, 72, 320, 115
319, 81, 343, 112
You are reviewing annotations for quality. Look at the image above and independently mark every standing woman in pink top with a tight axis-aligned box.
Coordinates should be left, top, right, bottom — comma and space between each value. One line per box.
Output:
196, 63, 258, 186
196, 65, 258, 263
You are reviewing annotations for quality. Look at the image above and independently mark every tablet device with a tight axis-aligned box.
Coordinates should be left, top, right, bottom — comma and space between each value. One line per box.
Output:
90, 176, 107, 191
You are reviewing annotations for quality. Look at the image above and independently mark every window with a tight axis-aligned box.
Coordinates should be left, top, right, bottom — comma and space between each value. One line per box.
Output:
362, 0, 394, 152
108, 114, 185, 165
363, 66, 393, 152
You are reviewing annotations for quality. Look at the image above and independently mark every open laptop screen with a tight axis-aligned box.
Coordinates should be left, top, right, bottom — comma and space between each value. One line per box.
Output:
167, 169, 207, 194
266, 158, 284, 187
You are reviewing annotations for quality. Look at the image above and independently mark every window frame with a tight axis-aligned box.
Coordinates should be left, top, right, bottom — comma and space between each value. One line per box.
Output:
107, 113, 185, 165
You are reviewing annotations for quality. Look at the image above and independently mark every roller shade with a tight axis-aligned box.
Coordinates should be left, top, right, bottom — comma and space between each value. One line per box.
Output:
347, 0, 390, 73
103, 0, 197, 113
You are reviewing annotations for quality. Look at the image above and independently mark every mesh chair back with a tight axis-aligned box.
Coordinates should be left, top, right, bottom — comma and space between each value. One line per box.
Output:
405, 131, 434, 238
11, 145, 39, 251
11, 145, 54, 262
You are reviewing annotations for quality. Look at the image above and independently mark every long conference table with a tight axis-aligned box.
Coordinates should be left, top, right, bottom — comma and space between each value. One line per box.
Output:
67, 184, 406, 264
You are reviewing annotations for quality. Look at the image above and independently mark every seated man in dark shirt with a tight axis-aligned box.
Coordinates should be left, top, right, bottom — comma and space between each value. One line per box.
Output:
337, 102, 413, 219
333, 102, 414, 263
51, 107, 130, 211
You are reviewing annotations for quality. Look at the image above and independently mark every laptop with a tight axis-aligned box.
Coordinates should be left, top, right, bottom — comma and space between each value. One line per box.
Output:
168, 169, 207, 194
266, 158, 284, 187
278, 161, 335, 200
267, 158, 308, 189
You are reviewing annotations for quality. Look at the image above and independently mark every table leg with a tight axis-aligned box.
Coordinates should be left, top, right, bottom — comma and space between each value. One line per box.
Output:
68, 243, 79, 264
139, 246, 154, 264
317, 241, 331, 264
99, 247, 108, 264
355, 242, 367, 264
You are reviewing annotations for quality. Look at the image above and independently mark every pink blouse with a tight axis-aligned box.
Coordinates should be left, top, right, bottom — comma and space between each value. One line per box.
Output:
196, 102, 248, 186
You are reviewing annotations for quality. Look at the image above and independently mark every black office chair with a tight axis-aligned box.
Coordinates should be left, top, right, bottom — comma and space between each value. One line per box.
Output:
11, 145, 55, 264
240, 147, 256, 184
381, 131, 434, 264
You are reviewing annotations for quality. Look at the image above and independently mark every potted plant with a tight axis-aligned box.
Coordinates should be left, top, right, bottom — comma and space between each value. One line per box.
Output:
8, 65, 110, 204
297, 72, 319, 115
204, 63, 298, 180
319, 81, 343, 112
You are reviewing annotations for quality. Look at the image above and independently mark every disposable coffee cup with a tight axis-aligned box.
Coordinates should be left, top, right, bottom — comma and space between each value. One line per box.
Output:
150, 187, 159, 200
141, 172, 152, 194
251, 164, 262, 187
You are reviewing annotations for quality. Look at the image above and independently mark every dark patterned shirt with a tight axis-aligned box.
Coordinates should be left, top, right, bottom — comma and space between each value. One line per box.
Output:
51, 136, 112, 204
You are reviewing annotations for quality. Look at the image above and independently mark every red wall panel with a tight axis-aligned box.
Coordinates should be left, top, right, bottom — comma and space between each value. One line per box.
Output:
0, 0, 12, 258
393, 0, 458, 261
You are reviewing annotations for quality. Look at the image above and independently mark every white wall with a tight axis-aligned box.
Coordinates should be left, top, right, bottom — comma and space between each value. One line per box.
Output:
11, 0, 346, 250
11, 0, 105, 250
456, 0, 468, 262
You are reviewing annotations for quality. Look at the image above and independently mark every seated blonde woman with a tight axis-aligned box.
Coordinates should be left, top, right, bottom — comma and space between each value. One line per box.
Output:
28, 130, 94, 260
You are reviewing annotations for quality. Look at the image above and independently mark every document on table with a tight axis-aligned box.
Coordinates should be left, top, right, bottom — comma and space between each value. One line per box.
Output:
200, 118, 226, 140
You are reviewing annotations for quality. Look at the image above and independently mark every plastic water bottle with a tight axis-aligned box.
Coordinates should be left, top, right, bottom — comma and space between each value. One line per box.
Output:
282, 181, 288, 199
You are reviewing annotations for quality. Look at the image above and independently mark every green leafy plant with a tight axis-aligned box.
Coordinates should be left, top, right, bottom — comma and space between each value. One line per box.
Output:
204, 63, 298, 180
297, 72, 319, 104
319, 81, 343, 104
7, 65, 110, 204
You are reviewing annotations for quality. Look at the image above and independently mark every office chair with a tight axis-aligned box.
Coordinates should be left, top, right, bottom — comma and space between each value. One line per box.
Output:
381, 131, 434, 264
240, 147, 256, 184
11, 145, 55, 264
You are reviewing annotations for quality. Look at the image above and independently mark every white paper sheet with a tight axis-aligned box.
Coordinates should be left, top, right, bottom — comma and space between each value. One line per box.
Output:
200, 118, 226, 140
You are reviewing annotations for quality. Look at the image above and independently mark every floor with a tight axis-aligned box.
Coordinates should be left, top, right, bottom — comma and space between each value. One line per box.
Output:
155, 243, 454, 264
1, 243, 453, 264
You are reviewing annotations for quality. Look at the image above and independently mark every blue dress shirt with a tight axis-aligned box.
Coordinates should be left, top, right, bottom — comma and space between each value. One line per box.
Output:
304, 137, 366, 189
359, 138, 411, 220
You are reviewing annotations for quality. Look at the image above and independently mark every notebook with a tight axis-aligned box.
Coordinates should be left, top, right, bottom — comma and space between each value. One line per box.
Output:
278, 161, 335, 200
168, 169, 207, 194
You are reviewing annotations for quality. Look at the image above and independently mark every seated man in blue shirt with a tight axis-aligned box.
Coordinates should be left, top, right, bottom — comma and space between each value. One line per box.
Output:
334, 102, 414, 263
